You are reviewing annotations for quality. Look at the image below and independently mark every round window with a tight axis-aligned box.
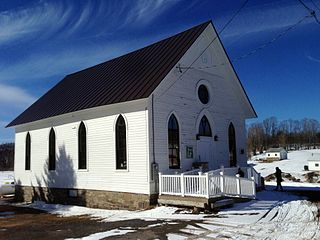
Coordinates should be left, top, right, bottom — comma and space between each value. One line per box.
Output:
198, 85, 209, 104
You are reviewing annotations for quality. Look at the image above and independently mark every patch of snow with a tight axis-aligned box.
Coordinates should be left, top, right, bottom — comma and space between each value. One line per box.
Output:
0, 171, 14, 180
65, 228, 135, 240
26, 202, 210, 222
179, 224, 206, 235
166, 233, 188, 240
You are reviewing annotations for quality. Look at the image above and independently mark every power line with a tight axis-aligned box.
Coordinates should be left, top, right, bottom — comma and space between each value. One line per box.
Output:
180, 14, 312, 70
310, 0, 320, 12
219, 0, 249, 35
233, 14, 312, 62
297, 0, 320, 24
154, 0, 249, 97
176, 0, 249, 74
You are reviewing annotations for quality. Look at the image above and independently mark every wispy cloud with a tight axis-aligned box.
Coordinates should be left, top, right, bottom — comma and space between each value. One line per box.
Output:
307, 55, 320, 64
0, 83, 35, 107
0, 2, 72, 45
0, 40, 136, 83
124, 0, 180, 26
68, 1, 94, 35
0, 0, 180, 46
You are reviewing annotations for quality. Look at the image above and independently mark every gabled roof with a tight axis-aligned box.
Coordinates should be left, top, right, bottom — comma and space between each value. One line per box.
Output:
7, 21, 211, 127
267, 148, 287, 153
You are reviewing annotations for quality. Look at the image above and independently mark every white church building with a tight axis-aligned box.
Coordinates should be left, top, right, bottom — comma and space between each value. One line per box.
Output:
8, 21, 257, 209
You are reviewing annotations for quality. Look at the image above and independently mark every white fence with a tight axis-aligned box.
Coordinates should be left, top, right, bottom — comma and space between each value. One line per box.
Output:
159, 169, 256, 199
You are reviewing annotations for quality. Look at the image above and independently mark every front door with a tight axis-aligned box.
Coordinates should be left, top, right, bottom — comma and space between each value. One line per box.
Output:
197, 137, 214, 169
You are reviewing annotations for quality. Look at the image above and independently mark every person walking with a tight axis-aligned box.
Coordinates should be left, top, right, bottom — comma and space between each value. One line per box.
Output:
237, 167, 244, 178
275, 167, 283, 191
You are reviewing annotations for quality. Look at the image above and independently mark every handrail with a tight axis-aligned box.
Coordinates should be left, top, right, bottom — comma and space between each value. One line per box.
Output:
159, 170, 256, 199
183, 168, 202, 175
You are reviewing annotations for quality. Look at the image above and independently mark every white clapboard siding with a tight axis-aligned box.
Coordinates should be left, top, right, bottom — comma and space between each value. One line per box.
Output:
14, 100, 150, 195
150, 23, 249, 174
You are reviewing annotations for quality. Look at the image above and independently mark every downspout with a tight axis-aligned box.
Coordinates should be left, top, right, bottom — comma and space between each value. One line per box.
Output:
151, 94, 159, 197
152, 94, 156, 164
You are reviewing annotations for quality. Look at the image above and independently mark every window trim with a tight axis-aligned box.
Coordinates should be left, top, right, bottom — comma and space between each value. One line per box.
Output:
78, 121, 87, 170
115, 114, 128, 171
168, 113, 181, 169
48, 127, 56, 171
25, 132, 31, 171
196, 80, 212, 106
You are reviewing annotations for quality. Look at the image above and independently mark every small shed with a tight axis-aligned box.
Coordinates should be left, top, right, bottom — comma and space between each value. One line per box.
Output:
265, 148, 287, 160
308, 153, 320, 171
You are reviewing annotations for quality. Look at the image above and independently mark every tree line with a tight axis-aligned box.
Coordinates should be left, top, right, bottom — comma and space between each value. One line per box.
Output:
0, 143, 14, 171
247, 117, 320, 156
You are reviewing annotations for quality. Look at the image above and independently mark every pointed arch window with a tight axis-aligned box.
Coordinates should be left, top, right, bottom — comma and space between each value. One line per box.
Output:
116, 115, 127, 169
49, 128, 56, 171
78, 122, 87, 169
25, 132, 31, 170
198, 116, 212, 137
228, 123, 237, 167
168, 114, 180, 169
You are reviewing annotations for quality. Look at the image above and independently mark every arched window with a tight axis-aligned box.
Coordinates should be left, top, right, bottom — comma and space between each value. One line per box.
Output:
25, 132, 31, 170
228, 123, 237, 167
78, 122, 87, 169
116, 115, 127, 169
198, 116, 212, 137
49, 128, 56, 170
168, 114, 180, 169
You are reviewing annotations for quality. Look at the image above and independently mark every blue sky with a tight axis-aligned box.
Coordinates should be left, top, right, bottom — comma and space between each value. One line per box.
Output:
1, 0, 320, 143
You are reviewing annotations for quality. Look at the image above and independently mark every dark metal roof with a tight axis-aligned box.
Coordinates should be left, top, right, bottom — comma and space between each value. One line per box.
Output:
7, 21, 210, 127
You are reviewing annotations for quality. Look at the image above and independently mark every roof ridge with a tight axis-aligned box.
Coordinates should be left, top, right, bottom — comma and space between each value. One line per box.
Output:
67, 20, 212, 77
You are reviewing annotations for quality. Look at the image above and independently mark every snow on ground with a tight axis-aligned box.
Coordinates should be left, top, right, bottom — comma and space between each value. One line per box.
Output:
23, 187, 320, 239
15, 150, 320, 239
0, 171, 14, 180
249, 149, 320, 184
65, 228, 136, 240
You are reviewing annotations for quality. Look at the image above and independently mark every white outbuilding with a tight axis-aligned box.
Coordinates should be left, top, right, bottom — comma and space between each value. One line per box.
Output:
266, 148, 287, 160
308, 153, 320, 171
7, 21, 257, 209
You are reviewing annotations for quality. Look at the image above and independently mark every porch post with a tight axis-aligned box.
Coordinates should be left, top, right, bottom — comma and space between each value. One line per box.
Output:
236, 175, 241, 196
205, 172, 210, 198
181, 173, 185, 197
159, 172, 162, 195
220, 171, 224, 194
251, 176, 256, 198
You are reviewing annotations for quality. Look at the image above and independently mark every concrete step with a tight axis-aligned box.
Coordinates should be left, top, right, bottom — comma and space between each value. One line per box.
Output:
210, 198, 234, 209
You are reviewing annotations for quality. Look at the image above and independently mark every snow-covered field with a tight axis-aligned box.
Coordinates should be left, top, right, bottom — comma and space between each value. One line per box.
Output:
0, 171, 14, 180
12, 150, 320, 239
249, 149, 320, 186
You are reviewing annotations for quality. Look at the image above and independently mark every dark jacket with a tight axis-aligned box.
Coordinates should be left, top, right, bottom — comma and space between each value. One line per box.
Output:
275, 168, 283, 183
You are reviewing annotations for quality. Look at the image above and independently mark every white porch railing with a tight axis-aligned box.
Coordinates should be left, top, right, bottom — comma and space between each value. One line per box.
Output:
159, 169, 256, 199
206, 166, 262, 188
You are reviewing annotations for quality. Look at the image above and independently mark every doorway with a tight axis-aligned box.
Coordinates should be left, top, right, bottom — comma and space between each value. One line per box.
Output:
197, 136, 214, 169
